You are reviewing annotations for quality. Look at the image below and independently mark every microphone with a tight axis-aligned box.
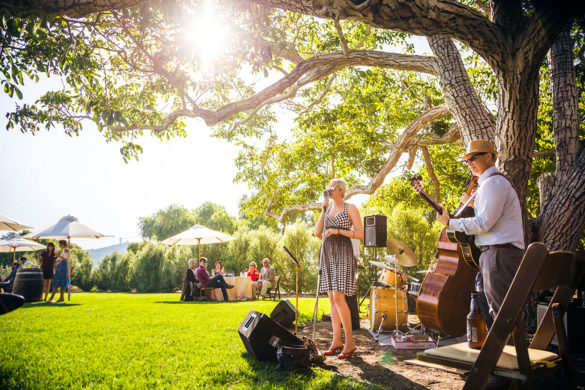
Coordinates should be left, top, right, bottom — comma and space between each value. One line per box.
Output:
322, 189, 330, 199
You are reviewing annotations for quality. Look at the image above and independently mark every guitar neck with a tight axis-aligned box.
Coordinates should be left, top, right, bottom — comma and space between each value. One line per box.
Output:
418, 191, 443, 214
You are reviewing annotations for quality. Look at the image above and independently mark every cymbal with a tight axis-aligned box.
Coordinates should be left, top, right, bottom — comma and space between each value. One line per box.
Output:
386, 238, 417, 267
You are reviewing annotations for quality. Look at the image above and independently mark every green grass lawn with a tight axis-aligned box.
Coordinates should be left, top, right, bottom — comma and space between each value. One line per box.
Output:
0, 293, 384, 389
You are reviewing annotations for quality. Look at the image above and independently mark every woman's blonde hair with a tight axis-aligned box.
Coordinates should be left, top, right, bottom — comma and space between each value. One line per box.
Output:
249, 261, 257, 268
331, 179, 347, 195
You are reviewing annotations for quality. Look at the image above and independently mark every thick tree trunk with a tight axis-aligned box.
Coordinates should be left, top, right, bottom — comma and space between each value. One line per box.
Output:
537, 147, 585, 250
548, 27, 580, 182
427, 36, 495, 146
536, 26, 585, 251
494, 65, 539, 218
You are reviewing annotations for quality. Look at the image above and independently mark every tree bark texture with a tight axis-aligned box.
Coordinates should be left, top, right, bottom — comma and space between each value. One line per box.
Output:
548, 26, 580, 182
0, 0, 143, 17
427, 36, 495, 146
537, 146, 585, 251
493, 64, 539, 218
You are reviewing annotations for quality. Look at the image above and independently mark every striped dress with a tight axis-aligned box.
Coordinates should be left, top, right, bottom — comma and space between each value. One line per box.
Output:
318, 203, 357, 296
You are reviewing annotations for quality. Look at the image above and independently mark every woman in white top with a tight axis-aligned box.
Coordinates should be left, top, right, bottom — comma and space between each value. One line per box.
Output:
48, 240, 71, 303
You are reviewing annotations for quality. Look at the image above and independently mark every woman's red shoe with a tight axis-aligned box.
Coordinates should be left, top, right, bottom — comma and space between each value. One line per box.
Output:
322, 346, 343, 356
337, 347, 357, 359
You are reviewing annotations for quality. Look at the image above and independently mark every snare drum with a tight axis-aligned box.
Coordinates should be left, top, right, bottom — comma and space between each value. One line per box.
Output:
378, 267, 406, 289
369, 286, 408, 330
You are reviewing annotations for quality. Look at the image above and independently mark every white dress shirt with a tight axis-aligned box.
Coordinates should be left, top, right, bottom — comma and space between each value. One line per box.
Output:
448, 166, 524, 249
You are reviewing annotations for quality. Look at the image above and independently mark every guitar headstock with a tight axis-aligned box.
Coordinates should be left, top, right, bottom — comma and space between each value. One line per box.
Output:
410, 175, 424, 194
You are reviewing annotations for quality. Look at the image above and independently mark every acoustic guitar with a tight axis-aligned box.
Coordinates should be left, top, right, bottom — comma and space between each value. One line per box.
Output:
410, 175, 480, 268
409, 175, 478, 336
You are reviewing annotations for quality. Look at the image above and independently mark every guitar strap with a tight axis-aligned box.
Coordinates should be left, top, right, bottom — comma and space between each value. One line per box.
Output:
452, 171, 504, 218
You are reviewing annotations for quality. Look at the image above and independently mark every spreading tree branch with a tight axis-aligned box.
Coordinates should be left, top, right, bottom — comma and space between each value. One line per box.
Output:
265, 104, 452, 222
420, 145, 441, 202
110, 49, 437, 132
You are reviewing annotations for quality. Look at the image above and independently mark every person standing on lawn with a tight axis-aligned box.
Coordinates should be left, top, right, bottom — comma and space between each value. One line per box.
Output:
195, 257, 233, 301
38, 242, 57, 301
435, 140, 524, 323
314, 178, 364, 359
48, 240, 70, 303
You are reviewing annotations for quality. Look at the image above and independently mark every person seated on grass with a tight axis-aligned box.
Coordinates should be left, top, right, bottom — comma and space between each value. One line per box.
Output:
212, 261, 225, 277
48, 240, 70, 303
257, 258, 276, 299
0, 262, 20, 292
180, 259, 199, 301
195, 257, 234, 301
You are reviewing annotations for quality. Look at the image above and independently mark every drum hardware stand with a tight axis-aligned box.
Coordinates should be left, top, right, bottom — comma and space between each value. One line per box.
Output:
390, 254, 406, 338
374, 313, 387, 340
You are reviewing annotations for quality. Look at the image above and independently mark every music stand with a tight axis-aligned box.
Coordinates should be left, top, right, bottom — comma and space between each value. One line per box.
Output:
283, 246, 300, 335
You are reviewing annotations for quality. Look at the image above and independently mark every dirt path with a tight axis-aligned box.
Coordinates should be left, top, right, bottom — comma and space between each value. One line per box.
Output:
295, 317, 465, 389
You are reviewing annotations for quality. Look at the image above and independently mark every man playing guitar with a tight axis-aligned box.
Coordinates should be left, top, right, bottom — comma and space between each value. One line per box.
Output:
435, 140, 524, 325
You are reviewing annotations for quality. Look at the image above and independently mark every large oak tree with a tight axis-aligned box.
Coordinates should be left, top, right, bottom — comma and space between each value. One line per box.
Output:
2, 0, 584, 252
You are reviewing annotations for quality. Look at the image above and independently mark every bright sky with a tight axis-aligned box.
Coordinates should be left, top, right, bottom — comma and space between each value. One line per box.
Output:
0, 77, 250, 250
0, 7, 433, 251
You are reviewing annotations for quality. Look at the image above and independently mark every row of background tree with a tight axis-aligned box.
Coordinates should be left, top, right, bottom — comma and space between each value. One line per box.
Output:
1, 167, 456, 294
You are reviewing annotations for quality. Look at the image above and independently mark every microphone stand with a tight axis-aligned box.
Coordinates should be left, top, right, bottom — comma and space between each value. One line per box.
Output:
312, 192, 329, 340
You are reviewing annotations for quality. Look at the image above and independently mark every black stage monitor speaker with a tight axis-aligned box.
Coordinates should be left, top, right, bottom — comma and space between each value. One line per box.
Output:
238, 310, 303, 362
270, 299, 296, 328
364, 215, 387, 247
0, 293, 25, 315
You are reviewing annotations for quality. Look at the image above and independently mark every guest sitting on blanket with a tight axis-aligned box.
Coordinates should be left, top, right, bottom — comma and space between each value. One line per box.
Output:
257, 258, 276, 299
180, 259, 199, 301
212, 261, 225, 277
195, 257, 233, 301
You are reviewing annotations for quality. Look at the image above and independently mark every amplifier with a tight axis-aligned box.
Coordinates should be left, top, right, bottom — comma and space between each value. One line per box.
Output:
364, 215, 387, 247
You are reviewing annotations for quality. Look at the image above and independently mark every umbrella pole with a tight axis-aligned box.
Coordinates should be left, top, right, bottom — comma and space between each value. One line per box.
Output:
67, 236, 71, 301
198, 239, 201, 259
13, 248, 16, 263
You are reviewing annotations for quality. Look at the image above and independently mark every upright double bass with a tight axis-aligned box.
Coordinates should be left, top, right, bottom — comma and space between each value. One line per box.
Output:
410, 176, 478, 337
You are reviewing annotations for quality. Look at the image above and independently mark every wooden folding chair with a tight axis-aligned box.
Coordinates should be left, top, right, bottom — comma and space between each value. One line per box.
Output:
265, 276, 281, 300
416, 242, 585, 389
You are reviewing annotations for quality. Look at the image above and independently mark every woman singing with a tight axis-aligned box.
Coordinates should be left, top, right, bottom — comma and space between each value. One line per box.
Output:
314, 179, 363, 359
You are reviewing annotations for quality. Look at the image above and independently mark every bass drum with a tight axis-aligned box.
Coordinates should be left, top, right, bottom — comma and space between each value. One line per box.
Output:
369, 286, 407, 331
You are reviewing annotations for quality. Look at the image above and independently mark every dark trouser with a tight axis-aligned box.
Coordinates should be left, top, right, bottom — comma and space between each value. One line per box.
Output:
477, 245, 524, 322
207, 274, 228, 301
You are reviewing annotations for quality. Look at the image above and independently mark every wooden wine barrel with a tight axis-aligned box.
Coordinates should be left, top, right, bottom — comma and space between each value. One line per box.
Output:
12, 268, 44, 302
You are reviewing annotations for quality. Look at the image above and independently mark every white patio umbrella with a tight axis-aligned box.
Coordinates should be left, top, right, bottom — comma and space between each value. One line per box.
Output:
0, 236, 45, 263
25, 215, 112, 245
25, 215, 111, 301
0, 213, 32, 231
161, 224, 235, 258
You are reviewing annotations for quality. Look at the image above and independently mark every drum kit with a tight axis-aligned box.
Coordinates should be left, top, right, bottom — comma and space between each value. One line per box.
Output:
367, 239, 420, 336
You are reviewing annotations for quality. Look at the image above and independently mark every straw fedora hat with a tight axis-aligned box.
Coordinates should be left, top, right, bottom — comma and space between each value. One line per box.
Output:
461, 140, 498, 160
